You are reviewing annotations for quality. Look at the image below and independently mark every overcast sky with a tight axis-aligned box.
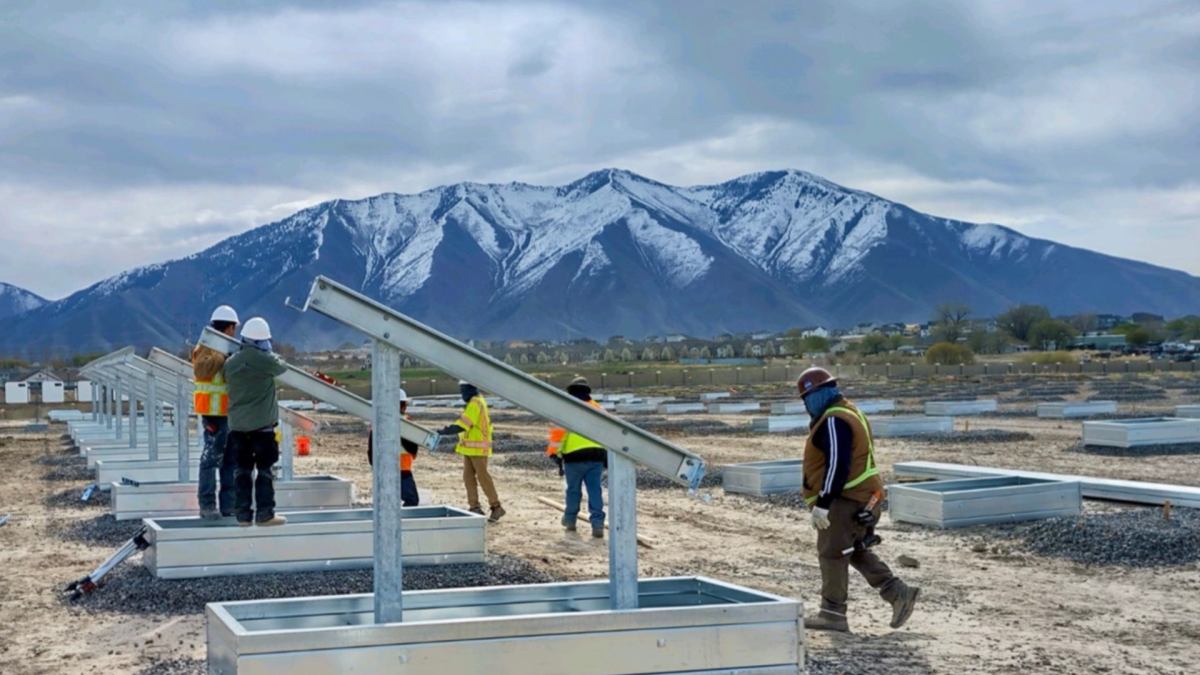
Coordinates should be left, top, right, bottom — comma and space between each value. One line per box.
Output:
2, 0, 1198, 299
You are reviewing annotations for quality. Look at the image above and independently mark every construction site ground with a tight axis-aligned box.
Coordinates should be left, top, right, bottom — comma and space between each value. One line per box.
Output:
1, 374, 1199, 674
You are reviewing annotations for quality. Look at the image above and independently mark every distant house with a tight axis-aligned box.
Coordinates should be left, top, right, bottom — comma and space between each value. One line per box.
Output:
665, 334, 689, 343
1072, 333, 1128, 350
751, 331, 776, 340
802, 326, 830, 339
1095, 314, 1126, 330
4, 369, 64, 404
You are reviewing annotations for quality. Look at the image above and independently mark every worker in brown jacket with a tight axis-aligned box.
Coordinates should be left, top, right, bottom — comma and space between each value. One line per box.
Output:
798, 366, 920, 632
192, 305, 239, 519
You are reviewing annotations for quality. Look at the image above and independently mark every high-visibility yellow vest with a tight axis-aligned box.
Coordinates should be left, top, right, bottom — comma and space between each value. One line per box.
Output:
454, 395, 493, 457
547, 400, 605, 456
194, 371, 229, 417
802, 403, 882, 505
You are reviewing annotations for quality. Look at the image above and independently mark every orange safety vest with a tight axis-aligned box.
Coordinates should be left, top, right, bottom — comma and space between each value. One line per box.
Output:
547, 399, 605, 456
192, 346, 229, 417
368, 415, 417, 471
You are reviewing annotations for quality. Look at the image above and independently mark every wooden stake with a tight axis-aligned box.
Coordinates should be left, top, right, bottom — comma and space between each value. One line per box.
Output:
536, 496, 655, 549
1163, 500, 1172, 521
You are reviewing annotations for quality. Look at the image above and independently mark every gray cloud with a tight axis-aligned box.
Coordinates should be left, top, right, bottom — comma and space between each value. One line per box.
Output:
0, 0, 1197, 298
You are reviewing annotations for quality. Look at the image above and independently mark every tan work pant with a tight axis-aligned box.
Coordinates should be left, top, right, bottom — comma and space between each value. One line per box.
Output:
462, 455, 500, 510
816, 496, 900, 615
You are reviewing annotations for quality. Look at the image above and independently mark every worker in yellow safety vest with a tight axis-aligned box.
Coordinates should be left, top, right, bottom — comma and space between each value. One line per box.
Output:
546, 377, 607, 538
438, 381, 504, 522
192, 305, 239, 520
798, 366, 920, 632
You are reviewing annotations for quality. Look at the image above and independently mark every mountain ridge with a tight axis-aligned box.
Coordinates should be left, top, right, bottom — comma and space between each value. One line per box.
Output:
0, 283, 47, 320
3, 168, 1198, 356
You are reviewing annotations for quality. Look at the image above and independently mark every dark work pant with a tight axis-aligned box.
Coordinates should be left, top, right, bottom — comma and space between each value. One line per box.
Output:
816, 497, 900, 615
564, 460, 605, 529
197, 416, 235, 513
231, 429, 280, 523
401, 471, 419, 507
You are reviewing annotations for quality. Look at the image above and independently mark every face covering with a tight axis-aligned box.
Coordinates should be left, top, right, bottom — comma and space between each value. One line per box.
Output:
567, 384, 591, 401
803, 385, 841, 418
243, 338, 273, 352
460, 385, 478, 402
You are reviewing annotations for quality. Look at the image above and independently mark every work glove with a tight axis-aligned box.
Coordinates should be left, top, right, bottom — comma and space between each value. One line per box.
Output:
810, 506, 831, 530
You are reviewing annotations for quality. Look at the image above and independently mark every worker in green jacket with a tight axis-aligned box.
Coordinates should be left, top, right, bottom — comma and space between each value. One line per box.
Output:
224, 317, 288, 526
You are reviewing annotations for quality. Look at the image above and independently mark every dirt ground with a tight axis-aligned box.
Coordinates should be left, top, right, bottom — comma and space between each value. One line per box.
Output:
1, 375, 1199, 674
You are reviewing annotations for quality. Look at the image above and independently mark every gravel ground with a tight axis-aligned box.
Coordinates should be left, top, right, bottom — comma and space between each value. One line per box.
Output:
43, 485, 109, 510
1067, 441, 1200, 456
53, 513, 143, 547
894, 430, 1035, 444
134, 659, 205, 675
68, 553, 557, 615
497, 452, 724, 491
978, 508, 1200, 567
42, 461, 93, 482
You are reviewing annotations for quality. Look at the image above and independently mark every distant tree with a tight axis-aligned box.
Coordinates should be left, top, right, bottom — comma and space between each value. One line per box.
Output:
70, 352, 105, 367
519, 353, 530, 365
660, 346, 675, 361
886, 335, 905, 351
535, 351, 550, 364
1067, 313, 1098, 333
620, 347, 634, 362
1027, 319, 1077, 351
603, 349, 618, 362
1166, 316, 1200, 340
740, 342, 755, 358
932, 303, 972, 343
997, 304, 1051, 342
967, 331, 1011, 355
556, 350, 570, 365
504, 353, 514, 365
860, 333, 889, 355
1124, 326, 1153, 348
640, 347, 657, 361
797, 336, 830, 354
688, 347, 702, 359
699, 346, 712, 359
926, 342, 975, 365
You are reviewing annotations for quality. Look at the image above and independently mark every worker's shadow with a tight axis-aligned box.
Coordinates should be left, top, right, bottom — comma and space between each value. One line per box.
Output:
810, 628, 933, 671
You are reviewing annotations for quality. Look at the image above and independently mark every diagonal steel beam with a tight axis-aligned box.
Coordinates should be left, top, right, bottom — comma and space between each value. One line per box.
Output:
196, 328, 438, 450
301, 275, 706, 488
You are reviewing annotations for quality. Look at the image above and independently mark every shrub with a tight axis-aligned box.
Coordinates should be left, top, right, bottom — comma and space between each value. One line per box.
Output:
925, 342, 975, 365
1021, 351, 1077, 366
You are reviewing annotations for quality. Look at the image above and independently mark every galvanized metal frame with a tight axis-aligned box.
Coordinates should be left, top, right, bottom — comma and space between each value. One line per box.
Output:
870, 415, 954, 437
1036, 400, 1118, 418
722, 459, 803, 497
888, 476, 1082, 527
923, 399, 998, 415
1081, 417, 1200, 448
205, 576, 802, 675
894, 460, 1200, 508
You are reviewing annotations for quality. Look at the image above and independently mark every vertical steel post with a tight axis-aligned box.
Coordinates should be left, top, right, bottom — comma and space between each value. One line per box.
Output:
91, 383, 99, 421
147, 376, 159, 462
128, 389, 138, 448
101, 382, 110, 427
608, 450, 639, 609
176, 375, 190, 482
114, 377, 124, 439
280, 419, 295, 482
372, 339, 404, 624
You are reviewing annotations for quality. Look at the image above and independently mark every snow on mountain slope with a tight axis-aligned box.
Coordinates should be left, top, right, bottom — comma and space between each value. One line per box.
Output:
3, 168, 1199, 355
0, 282, 46, 320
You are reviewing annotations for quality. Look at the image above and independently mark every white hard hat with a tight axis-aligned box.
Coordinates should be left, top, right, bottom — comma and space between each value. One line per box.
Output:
398, 388, 410, 402
241, 317, 272, 341
210, 305, 239, 324
458, 380, 471, 386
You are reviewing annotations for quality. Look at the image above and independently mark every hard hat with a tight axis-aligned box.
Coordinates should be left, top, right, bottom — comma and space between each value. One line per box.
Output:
210, 305, 239, 324
797, 366, 836, 397
458, 380, 471, 386
569, 376, 590, 388
398, 388, 411, 402
241, 317, 272, 341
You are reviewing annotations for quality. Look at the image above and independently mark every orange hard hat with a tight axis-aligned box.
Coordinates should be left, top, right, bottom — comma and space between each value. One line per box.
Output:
797, 366, 836, 397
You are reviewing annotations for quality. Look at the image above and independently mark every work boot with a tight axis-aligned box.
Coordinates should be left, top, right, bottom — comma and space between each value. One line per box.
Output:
199, 508, 221, 521
256, 515, 287, 527
804, 609, 850, 633
592, 527, 604, 539
889, 584, 920, 629
488, 505, 506, 523
562, 516, 576, 532
468, 506, 485, 516
237, 520, 253, 527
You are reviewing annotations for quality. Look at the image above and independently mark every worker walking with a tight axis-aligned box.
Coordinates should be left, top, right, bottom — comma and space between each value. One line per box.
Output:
193, 305, 239, 520
224, 317, 288, 526
546, 377, 606, 538
797, 366, 920, 632
438, 381, 504, 522
368, 388, 420, 507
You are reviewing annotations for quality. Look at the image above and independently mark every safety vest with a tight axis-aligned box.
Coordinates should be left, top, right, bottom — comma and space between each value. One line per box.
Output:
194, 370, 229, 417
801, 401, 882, 505
547, 399, 605, 456
454, 395, 493, 457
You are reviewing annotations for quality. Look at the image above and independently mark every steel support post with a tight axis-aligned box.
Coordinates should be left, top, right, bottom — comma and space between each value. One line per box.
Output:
103, 383, 111, 429
608, 451, 638, 609
114, 377, 124, 439
91, 385, 99, 421
147, 376, 159, 462
372, 340, 404, 624
129, 392, 138, 448
280, 421, 295, 482
176, 376, 190, 483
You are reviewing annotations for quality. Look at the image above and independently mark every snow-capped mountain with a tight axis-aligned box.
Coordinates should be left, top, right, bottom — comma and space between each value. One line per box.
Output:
0, 282, 46, 320
4, 168, 1199, 355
